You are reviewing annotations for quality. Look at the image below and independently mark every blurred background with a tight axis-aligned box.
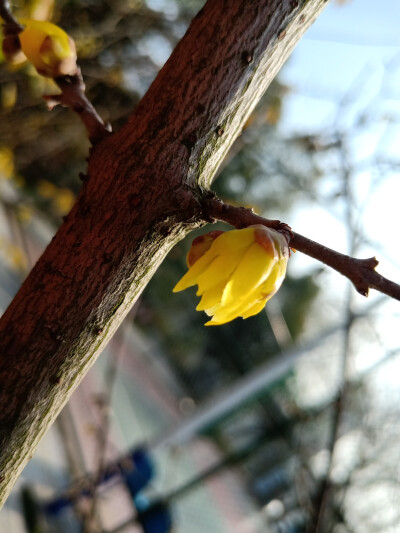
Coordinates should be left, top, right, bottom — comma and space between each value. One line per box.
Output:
1, 0, 400, 532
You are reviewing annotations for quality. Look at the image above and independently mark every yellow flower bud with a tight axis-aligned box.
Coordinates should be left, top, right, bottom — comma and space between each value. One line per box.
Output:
18, 19, 77, 78
173, 225, 289, 326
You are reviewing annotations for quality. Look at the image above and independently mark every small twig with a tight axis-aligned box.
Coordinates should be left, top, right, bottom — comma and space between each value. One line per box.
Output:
0, 1, 111, 145
0, 1, 23, 30
46, 69, 111, 144
310, 301, 354, 532
203, 196, 400, 301
86, 325, 128, 526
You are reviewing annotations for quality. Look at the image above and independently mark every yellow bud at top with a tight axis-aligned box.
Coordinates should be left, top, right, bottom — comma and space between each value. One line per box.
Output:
18, 19, 77, 78
173, 225, 289, 326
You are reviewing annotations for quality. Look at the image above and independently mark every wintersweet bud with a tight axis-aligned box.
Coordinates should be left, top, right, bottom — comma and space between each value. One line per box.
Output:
173, 225, 289, 326
18, 19, 77, 78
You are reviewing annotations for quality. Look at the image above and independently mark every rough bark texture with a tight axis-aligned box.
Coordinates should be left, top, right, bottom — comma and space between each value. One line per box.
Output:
0, 0, 328, 504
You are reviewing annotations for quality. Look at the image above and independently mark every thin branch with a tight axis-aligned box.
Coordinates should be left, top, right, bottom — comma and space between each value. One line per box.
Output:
0, 1, 23, 30
310, 300, 354, 532
46, 69, 111, 144
203, 196, 400, 301
86, 324, 129, 528
0, 1, 110, 144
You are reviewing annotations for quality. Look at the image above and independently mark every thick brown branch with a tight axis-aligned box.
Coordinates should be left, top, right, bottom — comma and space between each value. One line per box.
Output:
204, 197, 400, 301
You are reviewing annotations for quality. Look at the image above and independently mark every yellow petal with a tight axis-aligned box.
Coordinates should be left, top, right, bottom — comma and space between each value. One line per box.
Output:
172, 249, 217, 292
40, 35, 64, 66
258, 258, 287, 298
196, 280, 226, 311
210, 227, 255, 254
19, 19, 77, 77
205, 303, 245, 325
174, 227, 254, 294
205, 319, 224, 326
195, 247, 248, 295
205, 315, 231, 326
238, 258, 287, 315
206, 248, 288, 324
205, 300, 246, 325
240, 299, 268, 319
205, 291, 265, 326
221, 242, 275, 308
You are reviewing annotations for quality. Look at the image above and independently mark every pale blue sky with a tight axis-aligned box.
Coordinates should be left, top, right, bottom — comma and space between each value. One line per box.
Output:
280, 0, 400, 133
275, 1, 400, 282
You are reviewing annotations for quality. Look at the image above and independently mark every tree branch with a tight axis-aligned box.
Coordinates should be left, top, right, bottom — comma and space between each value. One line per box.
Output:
0, 0, 23, 29
45, 70, 111, 144
204, 197, 400, 301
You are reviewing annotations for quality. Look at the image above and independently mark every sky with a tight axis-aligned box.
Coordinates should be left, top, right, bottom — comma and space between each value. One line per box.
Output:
281, 0, 400, 132
277, 0, 400, 289
266, 0, 400, 420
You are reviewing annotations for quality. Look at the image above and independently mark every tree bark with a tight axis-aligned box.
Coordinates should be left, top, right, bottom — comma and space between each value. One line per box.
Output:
0, 0, 328, 504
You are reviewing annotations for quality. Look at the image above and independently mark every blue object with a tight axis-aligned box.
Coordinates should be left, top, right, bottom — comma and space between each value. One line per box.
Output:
44, 446, 155, 516
123, 447, 154, 498
136, 500, 172, 533
44, 494, 72, 516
